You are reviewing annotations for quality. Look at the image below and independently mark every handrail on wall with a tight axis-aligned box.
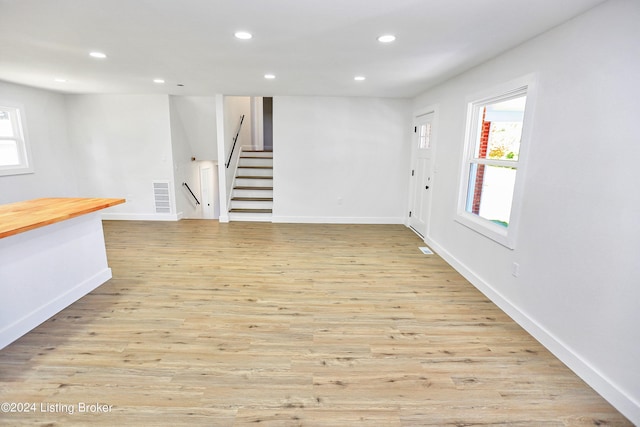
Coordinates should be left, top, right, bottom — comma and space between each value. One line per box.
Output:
182, 182, 201, 205
225, 114, 245, 168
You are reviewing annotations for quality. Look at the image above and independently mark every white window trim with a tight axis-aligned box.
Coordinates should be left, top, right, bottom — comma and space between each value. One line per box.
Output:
0, 104, 33, 177
455, 74, 537, 249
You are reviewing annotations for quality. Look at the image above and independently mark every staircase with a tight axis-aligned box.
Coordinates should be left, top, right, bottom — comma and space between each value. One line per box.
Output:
229, 150, 273, 222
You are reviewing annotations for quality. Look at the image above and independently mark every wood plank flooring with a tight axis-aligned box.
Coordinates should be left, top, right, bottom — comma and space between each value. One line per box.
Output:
0, 220, 631, 426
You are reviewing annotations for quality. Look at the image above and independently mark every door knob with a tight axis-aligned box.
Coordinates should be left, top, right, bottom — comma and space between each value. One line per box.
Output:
425, 185, 430, 190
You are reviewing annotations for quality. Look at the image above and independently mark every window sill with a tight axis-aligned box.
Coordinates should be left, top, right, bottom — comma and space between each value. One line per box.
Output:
0, 166, 34, 177
455, 212, 515, 249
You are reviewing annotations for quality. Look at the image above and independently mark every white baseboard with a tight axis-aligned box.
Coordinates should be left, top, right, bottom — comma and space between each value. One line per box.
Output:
102, 212, 403, 225
424, 235, 640, 425
101, 212, 180, 221
272, 215, 405, 224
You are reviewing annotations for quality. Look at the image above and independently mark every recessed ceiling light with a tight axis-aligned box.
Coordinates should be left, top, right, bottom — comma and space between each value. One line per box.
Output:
54, 78, 67, 83
89, 51, 107, 59
354, 76, 366, 81
234, 31, 252, 40
153, 79, 165, 84
264, 74, 276, 80
377, 34, 396, 43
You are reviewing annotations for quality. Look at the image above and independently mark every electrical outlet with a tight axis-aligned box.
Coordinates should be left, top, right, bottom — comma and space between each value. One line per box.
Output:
512, 262, 520, 278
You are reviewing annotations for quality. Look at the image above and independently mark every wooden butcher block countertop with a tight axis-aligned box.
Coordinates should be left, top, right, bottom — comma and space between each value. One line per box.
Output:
0, 197, 125, 239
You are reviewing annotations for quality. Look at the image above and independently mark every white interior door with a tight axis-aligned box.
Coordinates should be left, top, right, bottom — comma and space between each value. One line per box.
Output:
200, 166, 214, 219
409, 111, 434, 237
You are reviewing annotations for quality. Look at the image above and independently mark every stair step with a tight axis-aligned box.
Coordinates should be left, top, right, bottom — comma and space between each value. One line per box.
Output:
240, 158, 272, 164
234, 186, 274, 190
232, 197, 273, 202
229, 208, 273, 213
233, 188, 273, 198
239, 163, 272, 170
232, 150, 274, 222
235, 178, 273, 187
241, 151, 273, 159
236, 168, 272, 177
230, 198, 273, 210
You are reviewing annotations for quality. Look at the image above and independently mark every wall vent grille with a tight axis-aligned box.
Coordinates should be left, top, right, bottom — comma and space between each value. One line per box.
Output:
152, 181, 171, 214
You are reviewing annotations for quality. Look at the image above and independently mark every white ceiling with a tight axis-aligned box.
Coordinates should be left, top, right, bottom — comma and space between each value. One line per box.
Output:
0, 0, 605, 98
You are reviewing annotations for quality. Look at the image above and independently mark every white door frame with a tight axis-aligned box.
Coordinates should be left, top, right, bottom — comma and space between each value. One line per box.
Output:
408, 106, 437, 239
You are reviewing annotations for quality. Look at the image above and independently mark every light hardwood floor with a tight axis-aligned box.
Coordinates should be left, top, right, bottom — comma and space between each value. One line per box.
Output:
0, 220, 631, 426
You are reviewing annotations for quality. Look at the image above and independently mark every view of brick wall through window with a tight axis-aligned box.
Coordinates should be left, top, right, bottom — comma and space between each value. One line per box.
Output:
472, 109, 491, 215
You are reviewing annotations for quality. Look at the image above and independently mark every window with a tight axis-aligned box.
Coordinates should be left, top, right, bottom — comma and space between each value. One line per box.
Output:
457, 80, 534, 249
418, 121, 431, 149
0, 105, 33, 176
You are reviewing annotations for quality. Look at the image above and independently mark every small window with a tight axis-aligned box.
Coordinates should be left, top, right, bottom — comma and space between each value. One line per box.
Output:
0, 105, 33, 176
457, 81, 533, 248
418, 122, 432, 149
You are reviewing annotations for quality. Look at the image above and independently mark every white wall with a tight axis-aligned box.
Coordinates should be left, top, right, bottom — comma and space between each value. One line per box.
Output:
413, 0, 640, 422
66, 94, 176, 220
169, 96, 217, 161
0, 81, 78, 204
273, 96, 411, 223
251, 97, 264, 151
224, 97, 252, 154
168, 96, 219, 219
168, 96, 196, 219
222, 96, 252, 205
